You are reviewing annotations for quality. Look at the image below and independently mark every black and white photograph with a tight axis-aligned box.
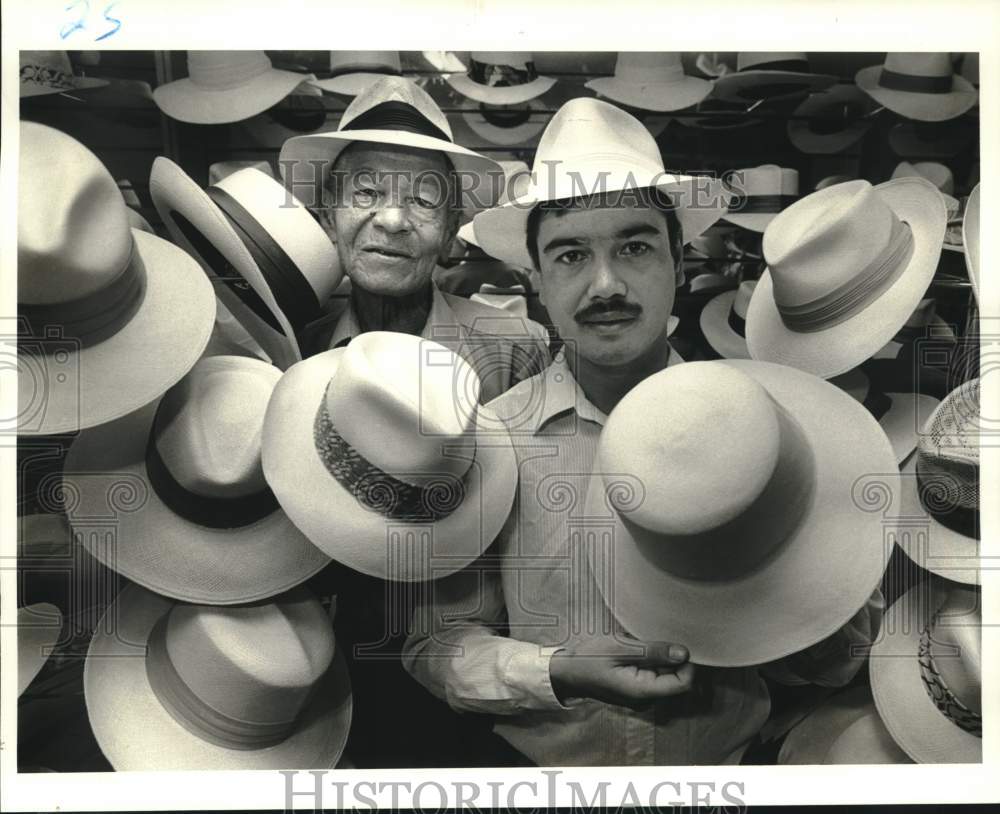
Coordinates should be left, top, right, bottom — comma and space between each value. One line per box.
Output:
1, 1, 997, 811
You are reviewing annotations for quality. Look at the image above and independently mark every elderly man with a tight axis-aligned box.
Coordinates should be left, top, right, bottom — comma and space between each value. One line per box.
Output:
279, 76, 548, 768
403, 98, 883, 766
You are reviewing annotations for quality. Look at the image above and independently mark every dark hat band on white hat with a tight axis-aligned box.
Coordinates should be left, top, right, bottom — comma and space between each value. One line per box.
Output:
915, 457, 979, 538
469, 57, 540, 89
732, 193, 799, 215
878, 68, 954, 94
917, 625, 982, 737
342, 99, 452, 142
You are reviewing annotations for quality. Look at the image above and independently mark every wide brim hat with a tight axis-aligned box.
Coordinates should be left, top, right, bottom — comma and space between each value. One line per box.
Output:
787, 84, 876, 154
712, 66, 836, 104
312, 73, 397, 97
84, 584, 352, 770
889, 120, 976, 160
746, 178, 947, 379
585, 358, 894, 667
18, 603, 62, 696
460, 98, 547, 146
823, 711, 914, 764
19, 51, 110, 98
446, 71, 556, 106
778, 685, 876, 764
699, 289, 750, 359
18, 229, 215, 436
153, 65, 313, 125
585, 73, 712, 112
964, 183, 980, 302
150, 157, 303, 370
262, 347, 518, 581
855, 65, 977, 123
870, 580, 981, 763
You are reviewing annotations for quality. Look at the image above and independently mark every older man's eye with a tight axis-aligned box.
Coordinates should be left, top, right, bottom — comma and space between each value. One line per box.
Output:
353, 187, 378, 204
411, 194, 439, 210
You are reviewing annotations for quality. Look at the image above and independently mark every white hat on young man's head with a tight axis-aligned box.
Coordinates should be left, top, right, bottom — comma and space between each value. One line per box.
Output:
746, 178, 947, 379
446, 52, 556, 105
311, 51, 402, 97
585, 52, 712, 112
472, 98, 731, 270
17, 123, 215, 435
855, 53, 977, 122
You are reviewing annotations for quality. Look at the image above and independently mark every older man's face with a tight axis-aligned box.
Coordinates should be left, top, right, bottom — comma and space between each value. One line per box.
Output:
325, 144, 457, 297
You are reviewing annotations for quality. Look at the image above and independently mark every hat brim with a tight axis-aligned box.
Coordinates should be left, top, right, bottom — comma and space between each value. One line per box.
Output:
152, 69, 312, 124
474, 175, 732, 270
18, 229, 216, 436
823, 711, 913, 764
870, 579, 982, 763
711, 70, 837, 103
262, 348, 518, 581
746, 178, 947, 379
855, 66, 978, 123
699, 290, 751, 359
897, 455, 980, 585
964, 184, 980, 301
63, 399, 332, 604
446, 73, 556, 105
888, 121, 975, 159
787, 86, 874, 154
310, 72, 398, 97
585, 359, 895, 667
84, 584, 352, 770
18, 604, 62, 696
149, 156, 303, 369
20, 75, 110, 99
777, 685, 875, 764
460, 99, 547, 146
585, 76, 712, 112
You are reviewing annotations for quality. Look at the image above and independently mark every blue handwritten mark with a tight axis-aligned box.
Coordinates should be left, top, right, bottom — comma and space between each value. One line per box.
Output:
95, 2, 121, 41
60, 0, 89, 39
59, 0, 123, 41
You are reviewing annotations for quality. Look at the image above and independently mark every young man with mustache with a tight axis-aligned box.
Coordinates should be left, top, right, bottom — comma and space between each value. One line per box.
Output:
403, 98, 882, 766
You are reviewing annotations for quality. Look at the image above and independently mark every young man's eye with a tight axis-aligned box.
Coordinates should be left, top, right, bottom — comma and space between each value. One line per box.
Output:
555, 249, 587, 265
621, 241, 650, 257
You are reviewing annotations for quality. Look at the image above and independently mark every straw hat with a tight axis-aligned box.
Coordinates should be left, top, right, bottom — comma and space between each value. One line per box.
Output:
583, 360, 895, 667
280, 76, 503, 214
19, 51, 108, 98
460, 98, 548, 147
63, 355, 331, 604
151, 158, 340, 370
262, 332, 517, 581
964, 183, 980, 302
890, 161, 959, 218
787, 84, 877, 154
723, 165, 799, 232
712, 53, 836, 103
85, 583, 352, 769
746, 178, 947, 379
855, 53, 977, 122
823, 712, 913, 764
472, 98, 732, 269
585, 52, 712, 112
870, 580, 981, 763
208, 159, 274, 185
897, 378, 980, 586
153, 51, 314, 124
17, 123, 215, 436
311, 51, 402, 96
814, 175, 855, 191
446, 52, 556, 105
18, 604, 63, 696
778, 685, 875, 764
699, 280, 757, 359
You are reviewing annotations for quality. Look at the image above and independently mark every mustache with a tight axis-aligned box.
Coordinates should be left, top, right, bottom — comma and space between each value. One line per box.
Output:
574, 298, 643, 323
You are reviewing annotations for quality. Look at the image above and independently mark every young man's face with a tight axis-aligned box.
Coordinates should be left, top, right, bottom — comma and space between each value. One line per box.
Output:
322, 144, 458, 298
536, 199, 677, 367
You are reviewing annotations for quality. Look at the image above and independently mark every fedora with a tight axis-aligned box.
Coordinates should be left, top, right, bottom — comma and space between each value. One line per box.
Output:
446, 52, 556, 105
746, 178, 947, 379
870, 298, 956, 360
585, 52, 712, 112
18, 123, 215, 436
856, 53, 977, 122
787, 84, 877, 154
151, 158, 340, 369
711, 53, 836, 103
262, 332, 517, 582
888, 119, 976, 160
85, 583, 352, 770
280, 76, 503, 214
897, 378, 980, 586
961, 53, 979, 88
823, 711, 913, 764
778, 685, 876, 764
723, 165, 799, 232
153, 51, 315, 125
964, 183, 980, 302
63, 356, 331, 603
583, 360, 895, 667
678, 96, 766, 131
890, 161, 959, 218
458, 161, 530, 248
472, 98, 731, 270
459, 97, 549, 147
699, 280, 756, 359
19, 51, 109, 98
871, 580, 981, 763
311, 51, 402, 97
208, 159, 274, 185
18, 603, 63, 696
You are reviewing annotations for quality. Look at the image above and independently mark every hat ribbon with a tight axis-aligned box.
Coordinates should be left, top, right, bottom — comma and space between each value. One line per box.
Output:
470, 58, 538, 89
314, 385, 470, 522
145, 613, 311, 750
878, 68, 954, 95
914, 456, 979, 538
917, 623, 982, 736
206, 186, 323, 331
731, 193, 798, 215
341, 100, 451, 142
327, 63, 401, 79
21, 63, 76, 90
727, 303, 747, 338
144, 415, 280, 529
776, 217, 914, 333
18, 237, 147, 349
741, 58, 810, 74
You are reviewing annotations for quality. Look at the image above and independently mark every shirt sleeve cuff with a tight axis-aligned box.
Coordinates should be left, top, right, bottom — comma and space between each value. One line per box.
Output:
503, 644, 581, 711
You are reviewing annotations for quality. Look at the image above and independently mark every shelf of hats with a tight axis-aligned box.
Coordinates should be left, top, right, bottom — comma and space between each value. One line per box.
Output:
16, 49, 981, 772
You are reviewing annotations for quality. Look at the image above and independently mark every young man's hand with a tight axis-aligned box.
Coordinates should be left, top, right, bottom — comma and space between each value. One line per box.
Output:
549, 636, 694, 709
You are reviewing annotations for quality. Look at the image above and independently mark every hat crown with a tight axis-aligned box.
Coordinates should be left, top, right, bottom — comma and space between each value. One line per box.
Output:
614, 52, 686, 84
208, 160, 274, 185
20, 50, 73, 74
738, 52, 808, 71
328, 51, 401, 73
470, 52, 533, 70
163, 589, 334, 727
730, 165, 798, 197
883, 52, 954, 79
340, 76, 453, 142
324, 332, 480, 486
891, 161, 954, 194
733, 280, 757, 319
154, 356, 281, 499
917, 376, 979, 475
764, 180, 909, 309
18, 123, 133, 306
925, 585, 981, 717
186, 51, 274, 90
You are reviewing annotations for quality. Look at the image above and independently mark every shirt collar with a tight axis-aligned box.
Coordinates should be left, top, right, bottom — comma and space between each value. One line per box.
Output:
329, 282, 460, 348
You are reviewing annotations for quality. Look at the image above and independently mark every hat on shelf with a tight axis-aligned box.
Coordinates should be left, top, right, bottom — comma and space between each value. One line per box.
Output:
446, 52, 556, 105
723, 165, 800, 232
890, 161, 959, 219
711, 53, 837, 103
310, 51, 402, 97
19, 51, 109, 98
699, 280, 757, 359
787, 84, 877, 154
855, 53, 977, 122
585, 52, 713, 112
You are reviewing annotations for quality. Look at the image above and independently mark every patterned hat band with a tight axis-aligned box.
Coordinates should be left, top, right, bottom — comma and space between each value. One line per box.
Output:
313, 383, 473, 522
470, 58, 539, 89
918, 624, 982, 737
21, 64, 76, 90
